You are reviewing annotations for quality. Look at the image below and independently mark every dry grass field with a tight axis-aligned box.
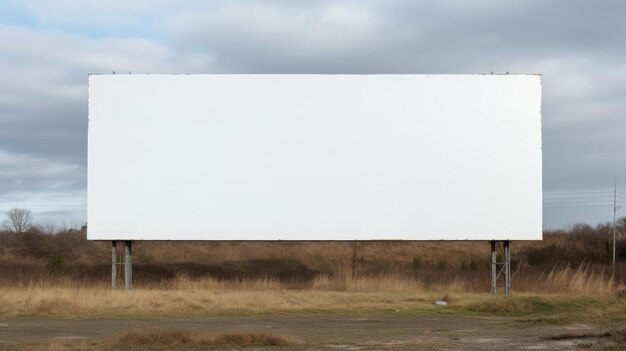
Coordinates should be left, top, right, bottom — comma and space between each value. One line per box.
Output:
0, 222, 624, 319
1, 282, 625, 321
0, 223, 625, 350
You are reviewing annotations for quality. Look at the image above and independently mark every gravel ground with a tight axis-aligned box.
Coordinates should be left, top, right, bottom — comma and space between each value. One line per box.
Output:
0, 315, 620, 350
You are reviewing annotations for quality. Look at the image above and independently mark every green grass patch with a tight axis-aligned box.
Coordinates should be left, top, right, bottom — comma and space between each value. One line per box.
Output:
461, 295, 624, 322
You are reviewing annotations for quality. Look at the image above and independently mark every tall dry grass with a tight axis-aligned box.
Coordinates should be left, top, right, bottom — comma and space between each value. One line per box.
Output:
0, 262, 621, 294
1, 264, 620, 297
0, 222, 625, 302
516, 265, 621, 296
532, 263, 618, 295
0, 273, 623, 319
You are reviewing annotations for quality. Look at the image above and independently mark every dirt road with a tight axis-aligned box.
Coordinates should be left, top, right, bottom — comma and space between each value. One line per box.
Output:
0, 315, 619, 350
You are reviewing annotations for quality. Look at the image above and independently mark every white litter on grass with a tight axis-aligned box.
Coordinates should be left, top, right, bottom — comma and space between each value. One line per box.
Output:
434, 300, 448, 306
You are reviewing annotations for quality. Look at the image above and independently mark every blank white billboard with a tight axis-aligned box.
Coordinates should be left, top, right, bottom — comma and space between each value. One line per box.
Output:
88, 74, 542, 241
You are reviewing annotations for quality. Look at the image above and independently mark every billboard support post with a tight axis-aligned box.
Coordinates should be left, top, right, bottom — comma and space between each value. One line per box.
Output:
111, 240, 132, 290
111, 241, 117, 289
504, 241, 511, 295
490, 241, 497, 294
490, 240, 511, 295
124, 241, 132, 289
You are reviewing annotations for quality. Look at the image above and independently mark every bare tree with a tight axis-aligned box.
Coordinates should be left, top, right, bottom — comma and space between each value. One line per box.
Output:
2, 208, 33, 234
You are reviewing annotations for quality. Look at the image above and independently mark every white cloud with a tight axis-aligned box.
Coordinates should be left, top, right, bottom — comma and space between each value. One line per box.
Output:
0, 149, 85, 226
160, 2, 388, 70
0, 149, 82, 190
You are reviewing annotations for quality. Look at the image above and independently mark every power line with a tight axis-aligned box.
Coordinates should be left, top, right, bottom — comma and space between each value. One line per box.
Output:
543, 194, 614, 198
544, 203, 614, 206
543, 197, 615, 201
543, 198, 613, 202
542, 188, 626, 209
543, 201, 626, 206
544, 204, 615, 208
543, 191, 614, 195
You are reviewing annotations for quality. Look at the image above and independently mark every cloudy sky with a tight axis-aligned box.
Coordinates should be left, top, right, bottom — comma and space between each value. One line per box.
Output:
0, 0, 625, 230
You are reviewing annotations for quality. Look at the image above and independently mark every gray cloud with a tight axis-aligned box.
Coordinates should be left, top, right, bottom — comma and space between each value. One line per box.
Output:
1, 0, 625, 228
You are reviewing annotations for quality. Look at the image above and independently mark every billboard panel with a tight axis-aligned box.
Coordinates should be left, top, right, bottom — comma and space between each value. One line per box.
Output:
88, 74, 542, 240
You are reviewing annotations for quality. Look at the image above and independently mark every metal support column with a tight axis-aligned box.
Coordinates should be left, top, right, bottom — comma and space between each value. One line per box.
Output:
124, 241, 132, 289
111, 241, 117, 289
504, 240, 511, 295
490, 240, 497, 294
490, 240, 512, 295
